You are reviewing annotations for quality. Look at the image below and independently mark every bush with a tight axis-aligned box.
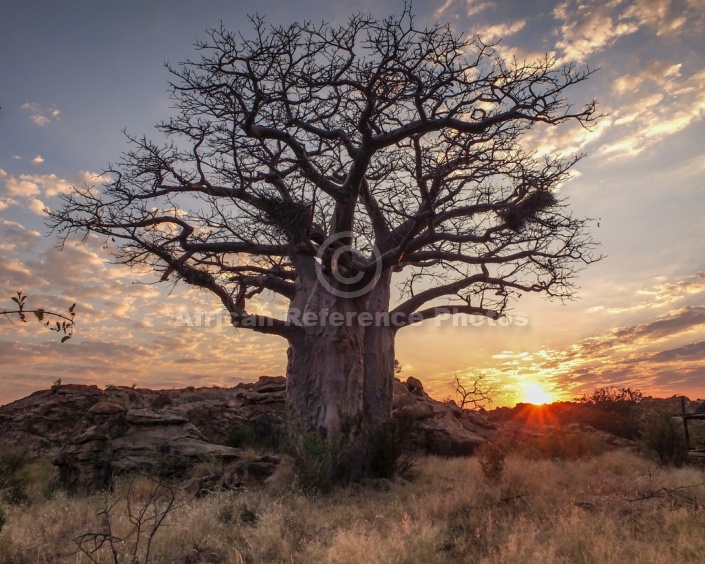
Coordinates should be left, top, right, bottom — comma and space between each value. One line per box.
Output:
149, 393, 173, 409
640, 412, 689, 467
0, 443, 28, 489
478, 442, 506, 484
367, 413, 416, 480
0, 444, 57, 506
292, 415, 418, 494
574, 387, 644, 439
225, 415, 285, 451
294, 433, 337, 494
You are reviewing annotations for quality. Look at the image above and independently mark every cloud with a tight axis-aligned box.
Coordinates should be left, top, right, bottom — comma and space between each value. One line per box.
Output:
606, 306, 705, 347
0, 219, 41, 253
32, 156, 44, 165
5, 176, 41, 197
1, 169, 111, 215
646, 339, 705, 362
601, 65, 705, 157
435, 0, 456, 18
592, 273, 705, 314
467, 0, 494, 17
0, 214, 289, 405
621, 0, 686, 35
553, 1, 640, 63
28, 199, 47, 215
21, 102, 61, 126
552, 0, 700, 64
475, 272, 705, 402
476, 19, 526, 43
435, 0, 494, 20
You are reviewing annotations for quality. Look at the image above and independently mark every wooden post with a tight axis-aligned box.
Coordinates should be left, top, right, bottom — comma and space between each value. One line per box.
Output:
682, 396, 691, 450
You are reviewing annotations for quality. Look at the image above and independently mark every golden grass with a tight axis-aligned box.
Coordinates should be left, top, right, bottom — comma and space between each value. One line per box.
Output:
1, 450, 704, 563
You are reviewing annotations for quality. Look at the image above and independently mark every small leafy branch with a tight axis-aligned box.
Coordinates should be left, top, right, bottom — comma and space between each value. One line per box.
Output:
2, 291, 76, 342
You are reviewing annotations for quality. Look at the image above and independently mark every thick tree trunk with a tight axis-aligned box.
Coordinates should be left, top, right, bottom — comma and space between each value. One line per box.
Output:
362, 270, 395, 434
285, 271, 396, 481
286, 284, 366, 446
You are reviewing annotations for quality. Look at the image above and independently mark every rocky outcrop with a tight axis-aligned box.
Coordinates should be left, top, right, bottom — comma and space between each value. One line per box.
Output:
393, 378, 498, 455
0, 379, 288, 489
0, 375, 497, 487
54, 408, 242, 489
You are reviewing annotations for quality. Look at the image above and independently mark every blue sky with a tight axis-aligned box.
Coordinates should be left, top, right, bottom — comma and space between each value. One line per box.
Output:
1, 0, 705, 406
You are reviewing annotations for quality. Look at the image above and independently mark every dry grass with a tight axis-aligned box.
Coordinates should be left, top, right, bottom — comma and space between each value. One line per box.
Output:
1, 450, 705, 563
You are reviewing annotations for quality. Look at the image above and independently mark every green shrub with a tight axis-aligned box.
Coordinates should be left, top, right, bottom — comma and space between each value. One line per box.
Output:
294, 433, 336, 494
640, 412, 689, 467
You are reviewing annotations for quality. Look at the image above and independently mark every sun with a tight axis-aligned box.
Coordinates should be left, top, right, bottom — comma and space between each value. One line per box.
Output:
521, 382, 555, 405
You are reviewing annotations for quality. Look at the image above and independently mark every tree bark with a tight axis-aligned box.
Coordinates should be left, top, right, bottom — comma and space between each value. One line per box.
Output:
362, 270, 395, 434
285, 283, 366, 445
285, 271, 396, 480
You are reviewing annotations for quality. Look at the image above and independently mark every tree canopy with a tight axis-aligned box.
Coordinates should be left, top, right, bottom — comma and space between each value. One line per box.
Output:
49, 8, 601, 480
50, 10, 599, 332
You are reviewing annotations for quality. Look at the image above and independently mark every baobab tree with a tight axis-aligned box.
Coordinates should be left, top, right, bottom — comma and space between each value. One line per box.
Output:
49, 9, 600, 478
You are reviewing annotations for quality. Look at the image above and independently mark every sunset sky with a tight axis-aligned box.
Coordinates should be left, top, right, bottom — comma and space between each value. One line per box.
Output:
1, 0, 704, 407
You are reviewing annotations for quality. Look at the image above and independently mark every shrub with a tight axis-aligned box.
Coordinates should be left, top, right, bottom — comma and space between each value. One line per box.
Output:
577, 386, 644, 405
225, 415, 285, 452
573, 388, 644, 439
478, 442, 506, 484
640, 412, 689, 467
0, 443, 28, 490
294, 433, 336, 494
367, 413, 417, 480
0, 443, 34, 505
149, 393, 173, 409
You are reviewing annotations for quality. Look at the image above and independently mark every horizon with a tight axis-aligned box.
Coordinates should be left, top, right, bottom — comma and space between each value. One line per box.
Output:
1, 0, 705, 407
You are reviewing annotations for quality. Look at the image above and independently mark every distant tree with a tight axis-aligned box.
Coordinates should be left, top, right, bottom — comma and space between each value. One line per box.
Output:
49, 9, 600, 481
574, 386, 644, 439
448, 373, 496, 410
640, 411, 689, 467
1, 291, 75, 342
576, 387, 643, 408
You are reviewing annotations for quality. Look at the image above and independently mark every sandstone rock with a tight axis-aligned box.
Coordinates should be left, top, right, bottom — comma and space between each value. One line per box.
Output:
125, 409, 189, 425
0, 374, 497, 488
406, 376, 424, 395
392, 380, 414, 409
392, 379, 493, 455
251, 376, 286, 394
89, 402, 125, 415
54, 410, 241, 489
398, 399, 435, 420
244, 390, 286, 404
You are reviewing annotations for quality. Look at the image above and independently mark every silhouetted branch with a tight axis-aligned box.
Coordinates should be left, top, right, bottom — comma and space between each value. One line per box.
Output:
1, 291, 76, 342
